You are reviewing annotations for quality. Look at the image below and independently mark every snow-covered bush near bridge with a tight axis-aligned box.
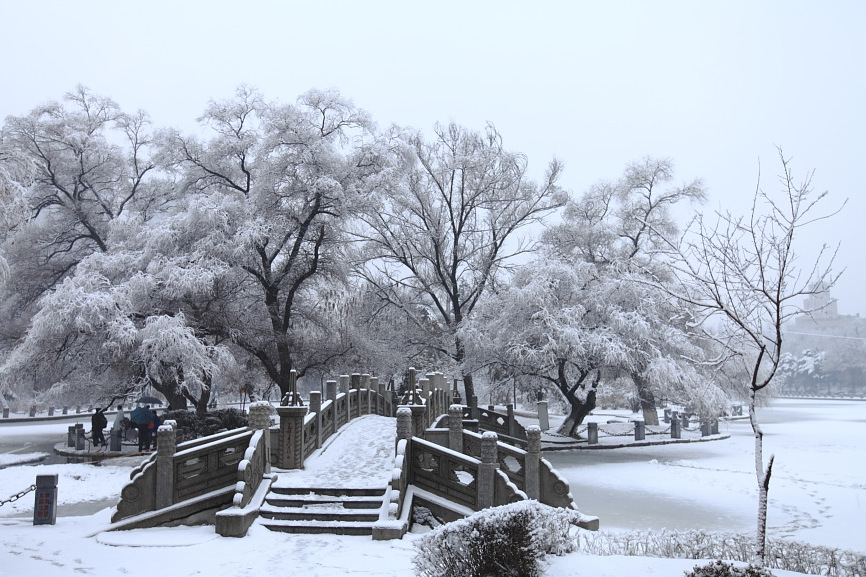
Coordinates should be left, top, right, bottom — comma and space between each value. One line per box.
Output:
412, 500, 581, 577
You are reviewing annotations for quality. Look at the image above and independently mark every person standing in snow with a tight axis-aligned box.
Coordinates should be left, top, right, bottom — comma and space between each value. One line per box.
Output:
112, 404, 125, 431
91, 408, 108, 447
138, 407, 155, 452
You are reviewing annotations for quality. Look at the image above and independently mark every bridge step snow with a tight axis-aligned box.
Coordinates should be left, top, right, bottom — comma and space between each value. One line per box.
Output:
259, 487, 387, 535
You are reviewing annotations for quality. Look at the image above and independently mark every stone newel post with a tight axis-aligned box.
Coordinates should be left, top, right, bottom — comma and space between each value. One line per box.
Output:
448, 404, 464, 453
477, 431, 500, 509
525, 426, 541, 500
409, 403, 427, 439
277, 405, 308, 469
396, 407, 413, 446
326, 380, 337, 402
248, 402, 272, 473
156, 420, 177, 509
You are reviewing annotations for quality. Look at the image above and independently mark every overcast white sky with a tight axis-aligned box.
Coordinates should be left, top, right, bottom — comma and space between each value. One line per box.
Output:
2, 1, 864, 315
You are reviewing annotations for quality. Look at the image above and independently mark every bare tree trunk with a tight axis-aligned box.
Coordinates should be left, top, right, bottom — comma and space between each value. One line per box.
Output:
750, 388, 774, 566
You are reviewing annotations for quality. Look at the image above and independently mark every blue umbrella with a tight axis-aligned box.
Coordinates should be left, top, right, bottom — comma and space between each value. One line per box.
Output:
129, 407, 153, 425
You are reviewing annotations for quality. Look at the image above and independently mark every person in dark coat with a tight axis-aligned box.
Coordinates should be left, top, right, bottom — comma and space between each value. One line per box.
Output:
137, 406, 154, 452
91, 408, 108, 447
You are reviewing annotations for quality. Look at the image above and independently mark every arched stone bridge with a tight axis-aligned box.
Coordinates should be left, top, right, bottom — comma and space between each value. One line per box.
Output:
106, 370, 598, 539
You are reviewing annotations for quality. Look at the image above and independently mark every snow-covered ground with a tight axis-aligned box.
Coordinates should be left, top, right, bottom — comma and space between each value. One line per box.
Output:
0, 400, 862, 576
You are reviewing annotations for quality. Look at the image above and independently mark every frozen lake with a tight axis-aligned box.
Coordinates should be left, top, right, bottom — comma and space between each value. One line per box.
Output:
546, 399, 866, 551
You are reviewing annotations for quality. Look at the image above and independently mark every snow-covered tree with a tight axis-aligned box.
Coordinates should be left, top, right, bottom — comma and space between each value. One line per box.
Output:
467, 259, 726, 434
491, 156, 711, 428
1, 86, 381, 406
0, 86, 161, 308
149, 86, 381, 396
356, 122, 565, 402
776, 349, 827, 394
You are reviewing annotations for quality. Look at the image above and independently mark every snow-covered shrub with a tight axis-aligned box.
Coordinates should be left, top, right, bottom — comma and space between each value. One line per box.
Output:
412, 501, 580, 577
574, 529, 866, 577
685, 560, 774, 577
412, 506, 442, 530
163, 408, 248, 439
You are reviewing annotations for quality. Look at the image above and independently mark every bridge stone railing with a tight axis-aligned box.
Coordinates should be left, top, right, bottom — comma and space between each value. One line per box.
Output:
376, 400, 599, 539
112, 402, 273, 529
274, 372, 397, 469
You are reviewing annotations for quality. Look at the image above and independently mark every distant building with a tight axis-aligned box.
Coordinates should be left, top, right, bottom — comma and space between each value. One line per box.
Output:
785, 287, 866, 395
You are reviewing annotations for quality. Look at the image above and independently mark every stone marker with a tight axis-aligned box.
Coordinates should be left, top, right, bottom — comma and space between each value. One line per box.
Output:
33, 474, 58, 525
537, 400, 550, 431
110, 428, 122, 452
634, 421, 646, 441
671, 416, 681, 439
587, 422, 598, 444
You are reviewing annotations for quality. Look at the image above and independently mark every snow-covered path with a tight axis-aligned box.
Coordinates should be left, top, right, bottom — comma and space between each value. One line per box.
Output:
271, 414, 397, 490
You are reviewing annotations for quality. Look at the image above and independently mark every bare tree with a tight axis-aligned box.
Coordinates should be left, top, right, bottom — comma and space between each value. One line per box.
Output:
667, 149, 844, 565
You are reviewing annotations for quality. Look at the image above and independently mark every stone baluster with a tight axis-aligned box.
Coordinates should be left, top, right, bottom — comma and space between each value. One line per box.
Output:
373, 378, 382, 415
340, 375, 350, 423
525, 426, 541, 500
326, 379, 337, 402
351, 372, 361, 418
362, 374, 372, 415
248, 402, 272, 472
507, 404, 516, 438
469, 395, 479, 420
425, 373, 437, 416
309, 391, 323, 449
407, 368, 417, 405
477, 431, 500, 509
156, 420, 177, 509
448, 404, 464, 452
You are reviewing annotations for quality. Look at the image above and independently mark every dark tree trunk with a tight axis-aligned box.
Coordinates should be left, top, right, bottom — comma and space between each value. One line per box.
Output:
634, 374, 659, 425
558, 387, 597, 437
554, 363, 598, 437
149, 378, 188, 411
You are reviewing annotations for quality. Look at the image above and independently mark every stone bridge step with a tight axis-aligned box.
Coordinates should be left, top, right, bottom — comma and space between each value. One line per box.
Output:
265, 492, 384, 510
259, 518, 377, 535
259, 486, 387, 535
